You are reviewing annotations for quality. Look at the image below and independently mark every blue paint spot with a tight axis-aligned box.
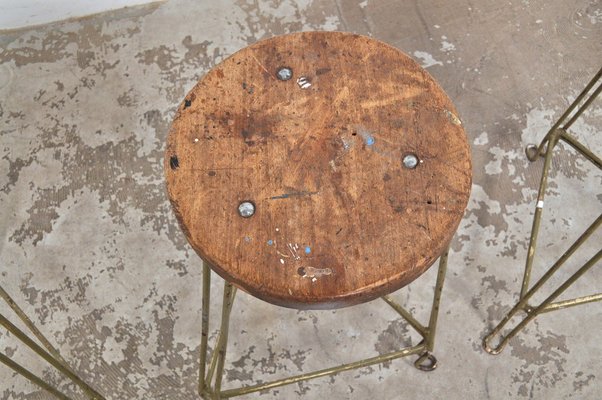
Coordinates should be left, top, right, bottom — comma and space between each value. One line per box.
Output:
267, 240, 273, 246
356, 126, 375, 147
305, 246, 311, 254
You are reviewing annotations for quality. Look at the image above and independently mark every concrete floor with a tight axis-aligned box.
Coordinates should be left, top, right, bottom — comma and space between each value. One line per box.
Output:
1, 0, 601, 399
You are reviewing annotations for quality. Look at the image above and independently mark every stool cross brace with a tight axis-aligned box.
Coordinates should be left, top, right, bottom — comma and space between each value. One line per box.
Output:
198, 249, 449, 399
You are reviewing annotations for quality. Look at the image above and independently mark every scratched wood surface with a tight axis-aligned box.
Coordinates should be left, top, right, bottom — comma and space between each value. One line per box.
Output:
165, 31, 472, 309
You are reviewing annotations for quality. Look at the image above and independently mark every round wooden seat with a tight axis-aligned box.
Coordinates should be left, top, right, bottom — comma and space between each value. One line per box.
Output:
165, 31, 471, 310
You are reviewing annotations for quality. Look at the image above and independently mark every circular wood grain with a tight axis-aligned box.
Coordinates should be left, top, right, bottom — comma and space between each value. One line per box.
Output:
165, 31, 472, 309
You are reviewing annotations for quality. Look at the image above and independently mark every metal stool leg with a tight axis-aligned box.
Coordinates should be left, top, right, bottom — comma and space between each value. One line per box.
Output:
483, 247, 601, 354
525, 67, 601, 162
414, 248, 448, 371
213, 282, 236, 399
198, 262, 211, 395
201, 279, 236, 400
484, 66, 602, 355
197, 245, 452, 398
0, 353, 70, 400
0, 286, 104, 399
520, 131, 561, 300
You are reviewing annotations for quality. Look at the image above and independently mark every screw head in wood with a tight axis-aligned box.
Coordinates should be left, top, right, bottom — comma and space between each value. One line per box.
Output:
403, 153, 419, 169
238, 201, 255, 217
276, 67, 293, 81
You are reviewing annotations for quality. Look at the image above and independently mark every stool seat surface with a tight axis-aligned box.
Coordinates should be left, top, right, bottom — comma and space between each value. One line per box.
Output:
165, 31, 471, 309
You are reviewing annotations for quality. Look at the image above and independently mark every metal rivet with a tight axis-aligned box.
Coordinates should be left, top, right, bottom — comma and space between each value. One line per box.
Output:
276, 67, 293, 81
403, 153, 419, 169
238, 201, 255, 218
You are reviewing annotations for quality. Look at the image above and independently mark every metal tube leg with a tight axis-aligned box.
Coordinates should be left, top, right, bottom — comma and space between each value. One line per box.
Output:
0, 286, 69, 368
212, 282, 236, 399
0, 286, 104, 399
204, 286, 237, 391
483, 215, 601, 354
561, 77, 602, 131
0, 314, 104, 399
0, 352, 72, 400
520, 133, 560, 299
559, 130, 602, 169
526, 66, 602, 160
484, 249, 601, 355
199, 263, 211, 395
414, 247, 449, 371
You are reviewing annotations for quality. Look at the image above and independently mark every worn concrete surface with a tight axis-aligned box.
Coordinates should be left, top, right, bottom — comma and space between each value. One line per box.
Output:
0, 0, 600, 399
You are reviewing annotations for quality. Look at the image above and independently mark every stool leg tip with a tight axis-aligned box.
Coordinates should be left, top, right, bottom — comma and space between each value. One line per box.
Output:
482, 335, 503, 355
525, 144, 541, 162
414, 352, 437, 372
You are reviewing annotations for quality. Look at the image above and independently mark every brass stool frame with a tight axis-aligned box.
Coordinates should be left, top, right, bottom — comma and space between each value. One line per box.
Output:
198, 248, 450, 399
483, 67, 602, 354
0, 286, 104, 400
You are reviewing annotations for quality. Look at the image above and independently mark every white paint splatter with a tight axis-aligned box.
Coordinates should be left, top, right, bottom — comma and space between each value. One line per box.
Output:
587, 9, 602, 24
484, 146, 504, 175
485, 145, 521, 176
474, 132, 489, 146
468, 185, 502, 214
521, 107, 555, 144
412, 51, 443, 68
288, 243, 301, 260
318, 15, 339, 30
299, 266, 333, 278
440, 40, 456, 52
359, 0, 368, 8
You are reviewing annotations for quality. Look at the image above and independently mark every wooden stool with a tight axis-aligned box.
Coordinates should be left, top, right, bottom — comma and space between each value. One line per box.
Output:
165, 31, 472, 399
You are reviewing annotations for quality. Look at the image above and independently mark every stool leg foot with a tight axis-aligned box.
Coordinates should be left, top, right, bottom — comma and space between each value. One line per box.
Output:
414, 352, 437, 372
525, 144, 543, 162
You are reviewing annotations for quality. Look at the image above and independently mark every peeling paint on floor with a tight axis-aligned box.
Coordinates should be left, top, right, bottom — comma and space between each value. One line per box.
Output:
0, 0, 600, 399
